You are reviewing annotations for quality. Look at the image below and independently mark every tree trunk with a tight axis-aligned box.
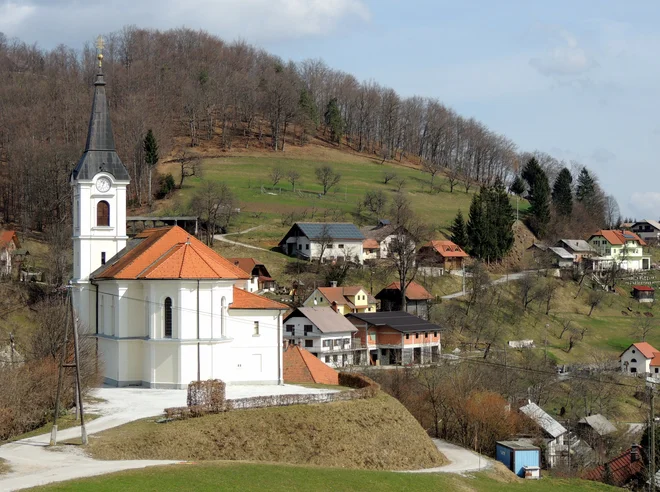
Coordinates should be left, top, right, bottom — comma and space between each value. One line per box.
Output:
148, 166, 152, 206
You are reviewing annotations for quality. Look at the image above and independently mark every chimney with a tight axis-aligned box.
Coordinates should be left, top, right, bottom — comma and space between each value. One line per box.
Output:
331, 301, 338, 312
631, 444, 639, 462
330, 281, 338, 288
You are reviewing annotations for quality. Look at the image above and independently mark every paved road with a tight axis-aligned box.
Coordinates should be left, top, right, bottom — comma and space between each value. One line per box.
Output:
214, 226, 270, 252
0, 385, 338, 491
441, 271, 531, 299
407, 439, 492, 474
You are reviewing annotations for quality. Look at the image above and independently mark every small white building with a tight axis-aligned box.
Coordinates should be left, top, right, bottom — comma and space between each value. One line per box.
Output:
360, 220, 411, 260
279, 222, 364, 264
0, 231, 19, 277
283, 306, 361, 368
519, 401, 569, 468
620, 342, 660, 376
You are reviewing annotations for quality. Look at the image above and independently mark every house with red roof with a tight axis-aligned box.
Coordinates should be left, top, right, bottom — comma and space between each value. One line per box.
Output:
71, 57, 288, 389
303, 284, 378, 315
374, 280, 434, 320
620, 342, 660, 376
0, 230, 20, 277
583, 445, 646, 488
418, 240, 469, 272
283, 345, 339, 385
227, 257, 276, 293
587, 230, 651, 271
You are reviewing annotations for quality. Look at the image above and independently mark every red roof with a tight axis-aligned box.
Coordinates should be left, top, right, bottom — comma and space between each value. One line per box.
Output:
380, 281, 433, 301
591, 230, 647, 246
283, 345, 339, 385
230, 287, 288, 310
624, 342, 659, 359
93, 226, 249, 280
632, 285, 655, 292
0, 231, 19, 249
317, 286, 376, 306
424, 240, 469, 258
227, 258, 260, 275
363, 239, 380, 250
583, 446, 645, 487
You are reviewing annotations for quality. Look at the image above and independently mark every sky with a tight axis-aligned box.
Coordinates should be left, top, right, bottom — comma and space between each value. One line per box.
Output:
1, 0, 658, 218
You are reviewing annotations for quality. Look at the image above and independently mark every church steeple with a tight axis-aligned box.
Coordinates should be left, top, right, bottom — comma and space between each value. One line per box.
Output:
72, 36, 130, 182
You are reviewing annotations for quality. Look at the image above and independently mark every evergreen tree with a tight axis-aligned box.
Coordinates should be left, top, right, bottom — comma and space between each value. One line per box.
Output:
324, 97, 344, 144
297, 88, 319, 145
522, 157, 551, 238
491, 178, 515, 259
510, 175, 525, 196
449, 210, 468, 248
144, 129, 159, 205
552, 167, 573, 217
575, 167, 596, 203
467, 188, 488, 260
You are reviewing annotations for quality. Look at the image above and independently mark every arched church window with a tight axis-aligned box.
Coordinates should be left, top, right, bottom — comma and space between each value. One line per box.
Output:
97, 200, 110, 227
164, 297, 173, 338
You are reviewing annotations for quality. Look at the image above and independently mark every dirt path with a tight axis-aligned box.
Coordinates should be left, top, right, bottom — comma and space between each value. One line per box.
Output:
407, 439, 492, 474
214, 226, 270, 252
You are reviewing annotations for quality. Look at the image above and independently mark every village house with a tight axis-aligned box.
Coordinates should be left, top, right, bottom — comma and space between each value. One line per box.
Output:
303, 284, 378, 315
283, 306, 363, 368
278, 222, 364, 264
346, 311, 442, 366
72, 56, 288, 389
620, 342, 660, 376
630, 219, 660, 243
632, 285, 655, 303
583, 445, 646, 489
418, 240, 469, 273
587, 230, 650, 271
519, 401, 571, 468
227, 257, 276, 293
375, 280, 434, 320
360, 220, 411, 260
556, 239, 596, 262
0, 231, 20, 277
525, 243, 575, 269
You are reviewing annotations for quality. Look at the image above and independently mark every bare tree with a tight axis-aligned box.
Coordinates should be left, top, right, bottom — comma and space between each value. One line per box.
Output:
389, 192, 412, 227
587, 288, 605, 317
269, 166, 283, 187
422, 159, 441, 191
386, 217, 426, 312
287, 169, 301, 191
382, 170, 397, 184
315, 165, 341, 195
174, 152, 200, 189
363, 190, 388, 219
394, 177, 406, 193
190, 181, 237, 246
315, 223, 332, 270
518, 274, 541, 311
604, 195, 621, 229
633, 315, 655, 341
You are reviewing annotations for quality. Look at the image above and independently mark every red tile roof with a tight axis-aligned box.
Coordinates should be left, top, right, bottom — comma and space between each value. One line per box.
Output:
380, 281, 434, 301
317, 286, 376, 306
230, 287, 289, 310
625, 342, 658, 359
283, 345, 339, 385
93, 226, 249, 280
227, 258, 260, 275
583, 446, 645, 487
591, 230, 647, 246
0, 231, 19, 249
424, 240, 469, 258
363, 238, 380, 250
633, 285, 655, 292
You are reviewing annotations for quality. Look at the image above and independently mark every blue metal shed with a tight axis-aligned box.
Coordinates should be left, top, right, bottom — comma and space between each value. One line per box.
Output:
496, 441, 541, 478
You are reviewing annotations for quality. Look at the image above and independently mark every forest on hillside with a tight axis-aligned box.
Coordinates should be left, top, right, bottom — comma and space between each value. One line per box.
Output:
0, 26, 615, 239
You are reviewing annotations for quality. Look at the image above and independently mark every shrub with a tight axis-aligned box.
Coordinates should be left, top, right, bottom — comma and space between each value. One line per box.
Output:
156, 173, 176, 198
187, 379, 226, 412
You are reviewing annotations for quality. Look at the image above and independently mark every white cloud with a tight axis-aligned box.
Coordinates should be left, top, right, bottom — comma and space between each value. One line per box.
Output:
0, 0, 370, 45
629, 192, 660, 219
530, 28, 597, 78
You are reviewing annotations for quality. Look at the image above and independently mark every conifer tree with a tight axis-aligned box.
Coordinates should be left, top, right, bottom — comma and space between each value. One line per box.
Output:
144, 129, 159, 205
491, 178, 515, 259
510, 175, 525, 196
467, 188, 487, 260
575, 168, 596, 203
466, 183, 515, 262
324, 97, 344, 144
522, 157, 551, 238
449, 210, 468, 248
552, 167, 573, 217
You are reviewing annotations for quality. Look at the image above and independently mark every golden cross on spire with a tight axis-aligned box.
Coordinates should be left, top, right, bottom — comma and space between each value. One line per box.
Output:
96, 35, 104, 68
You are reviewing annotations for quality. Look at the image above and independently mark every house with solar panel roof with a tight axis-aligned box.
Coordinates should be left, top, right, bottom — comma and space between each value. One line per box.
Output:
279, 222, 365, 264
70, 41, 288, 389
586, 230, 651, 271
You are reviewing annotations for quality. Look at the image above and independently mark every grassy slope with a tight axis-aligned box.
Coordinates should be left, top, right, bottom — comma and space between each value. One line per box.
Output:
30, 462, 618, 492
82, 393, 445, 471
3, 413, 100, 444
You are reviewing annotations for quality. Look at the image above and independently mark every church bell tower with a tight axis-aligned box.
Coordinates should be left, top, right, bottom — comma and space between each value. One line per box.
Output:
71, 36, 131, 328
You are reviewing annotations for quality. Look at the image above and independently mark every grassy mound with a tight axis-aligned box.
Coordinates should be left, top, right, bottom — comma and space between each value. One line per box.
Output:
84, 393, 445, 470
32, 462, 619, 491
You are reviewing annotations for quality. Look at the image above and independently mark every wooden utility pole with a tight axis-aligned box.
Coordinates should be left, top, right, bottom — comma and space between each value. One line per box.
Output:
651, 384, 656, 491
50, 286, 88, 445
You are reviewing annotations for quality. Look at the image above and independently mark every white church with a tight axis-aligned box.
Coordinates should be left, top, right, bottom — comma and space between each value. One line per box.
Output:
71, 50, 288, 389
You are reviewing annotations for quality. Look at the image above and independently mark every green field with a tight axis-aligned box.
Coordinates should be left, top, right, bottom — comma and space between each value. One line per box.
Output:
31, 461, 618, 491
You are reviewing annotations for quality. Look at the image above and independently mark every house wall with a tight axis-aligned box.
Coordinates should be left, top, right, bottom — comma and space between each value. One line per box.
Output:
620, 346, 652, 374
514, 450, 541, 477
303, 288, 377, 314
94, 279, 283, 388
588, 238, 648, 271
